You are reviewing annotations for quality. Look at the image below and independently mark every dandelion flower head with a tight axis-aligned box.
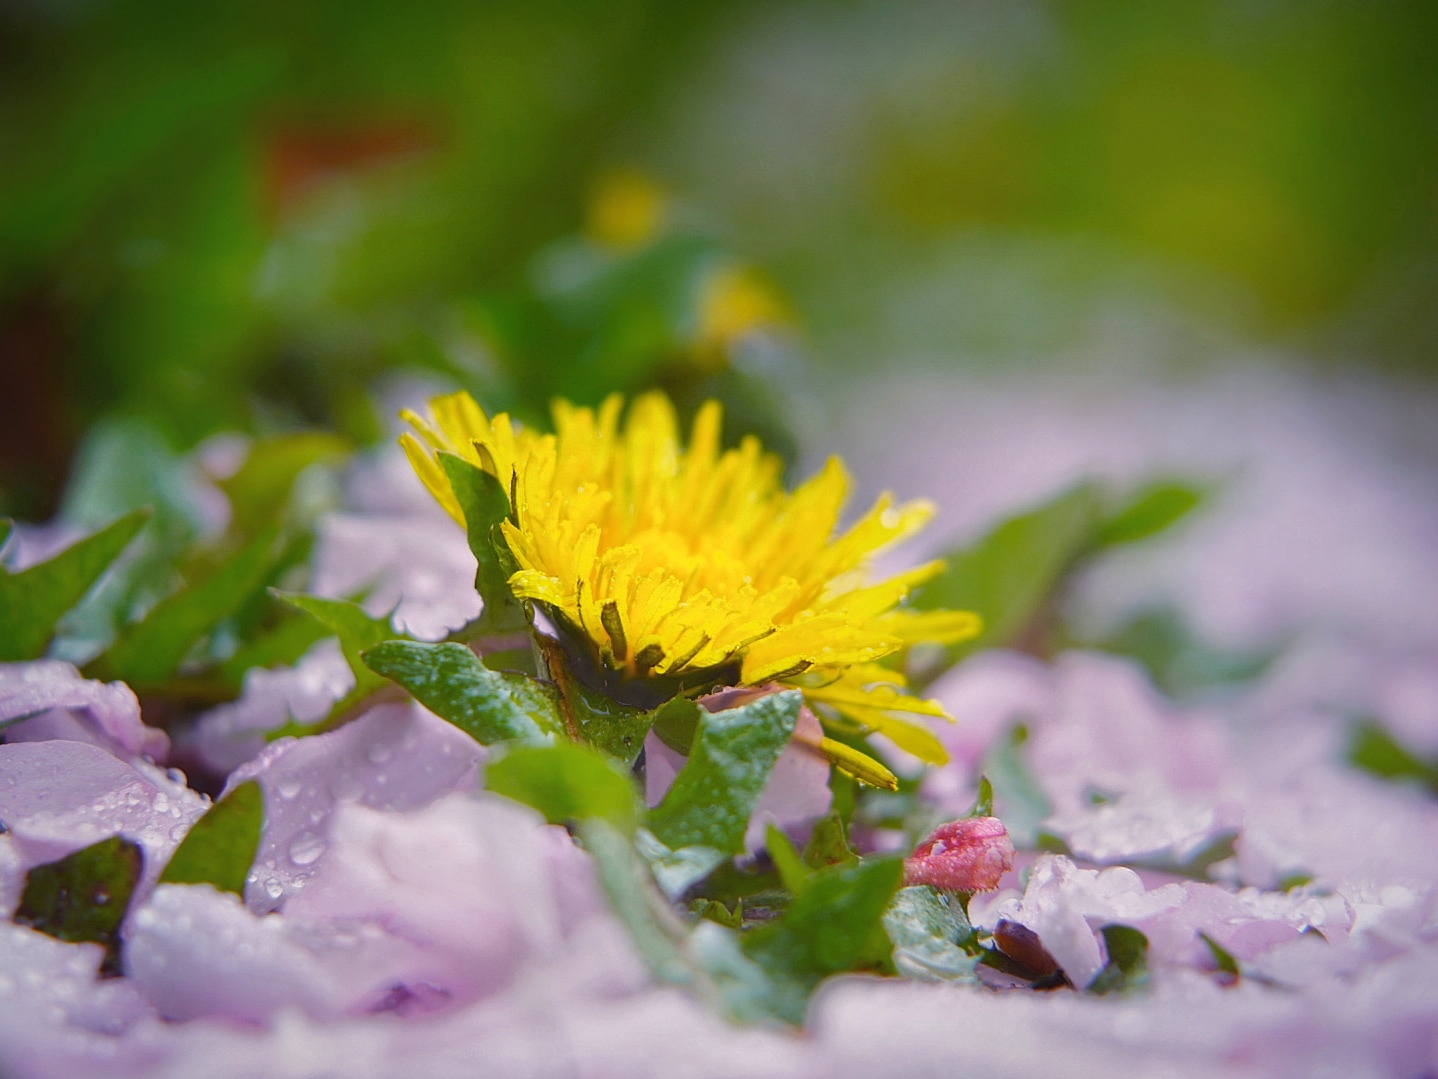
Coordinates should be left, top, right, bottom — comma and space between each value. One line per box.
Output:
400, 391, 980, 768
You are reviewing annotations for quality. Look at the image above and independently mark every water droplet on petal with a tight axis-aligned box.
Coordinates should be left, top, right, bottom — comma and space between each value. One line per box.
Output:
366, 742, 392, 764
288, 831, 327, 867
264, 878, 284, 900
331, 773, 363, 801
276, 776, 302, 800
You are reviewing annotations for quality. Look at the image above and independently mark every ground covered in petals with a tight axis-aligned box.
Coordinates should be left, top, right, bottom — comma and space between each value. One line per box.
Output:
3, 367, 1437, 1079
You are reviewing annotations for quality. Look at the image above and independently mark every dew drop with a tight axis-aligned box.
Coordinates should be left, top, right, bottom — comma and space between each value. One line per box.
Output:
275, 776, 303, 800
330, 774, 363, 801
288, 831, 327, 867
263, 879, 284, 900
366, 742, 392, 764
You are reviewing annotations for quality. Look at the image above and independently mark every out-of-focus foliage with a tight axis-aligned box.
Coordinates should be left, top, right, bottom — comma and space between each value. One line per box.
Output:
4, 1, 1434, 520
657, 1, 1438, 375
0, 0, 781, 516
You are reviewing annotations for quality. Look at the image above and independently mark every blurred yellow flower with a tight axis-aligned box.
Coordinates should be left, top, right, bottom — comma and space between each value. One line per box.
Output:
695, 264, 790, 362
585, 167, 669, 251
401, 391, 979, 783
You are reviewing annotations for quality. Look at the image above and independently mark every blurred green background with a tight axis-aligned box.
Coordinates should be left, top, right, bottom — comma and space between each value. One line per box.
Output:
4, 0, 1437, 519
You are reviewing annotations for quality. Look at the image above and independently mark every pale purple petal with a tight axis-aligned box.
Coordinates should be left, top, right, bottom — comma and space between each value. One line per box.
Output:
311, 514, 481, 641
0, 924, 159, 1079
227, 701, 484, 911
921, 649, 1054, 816
642, 728, 684, 807
124, 884, 343, 1022
283, 795, 572, 1005
184, 641, 353, 774
744, 703, 832, 851
0, 741, 206, 893
0, 660, 167, 761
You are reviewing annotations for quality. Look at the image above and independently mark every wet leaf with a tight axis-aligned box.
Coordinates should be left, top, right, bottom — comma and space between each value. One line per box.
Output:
647, 690, 800, 857
1200, 931, 1242, 981
741, 855, 903, 1024
13, 836, 143, 976
883, 885, 980, 982
277, 592, 396, 691
537, 636, 654, 766
159, 780, 263, 895
802, 809, 859, 871
364, 639, 566, 745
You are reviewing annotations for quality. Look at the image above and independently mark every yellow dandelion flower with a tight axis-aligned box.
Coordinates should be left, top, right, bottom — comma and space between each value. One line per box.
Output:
400, 390, 980, 784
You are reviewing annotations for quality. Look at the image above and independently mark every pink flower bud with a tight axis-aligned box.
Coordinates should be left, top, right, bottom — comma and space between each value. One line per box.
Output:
904, 816, 1015, 892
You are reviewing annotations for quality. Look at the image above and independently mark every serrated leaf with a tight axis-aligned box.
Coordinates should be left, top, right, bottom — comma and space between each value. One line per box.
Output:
1094, 480, 1205, 548
741, 855, 904, 1023
690, 897, 743, 929
579, 820, 785, 1026
363, 639, 565, 745
916, 482, 1103, 656
1088, 924, 1150, 994
89, 524, 282, 685
13, 835, 142, 976
647, 690, 800, 857
633, 830, 728, 899
55, 420, 209, 656
0, 510, 149, 661
883, 885, 980, 982
437, 453, 529, 634
537, 636, 655, 766
158, 780, 263, 895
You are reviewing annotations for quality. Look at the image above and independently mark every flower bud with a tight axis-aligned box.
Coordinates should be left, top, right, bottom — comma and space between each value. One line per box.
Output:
904, 816, 1015, 892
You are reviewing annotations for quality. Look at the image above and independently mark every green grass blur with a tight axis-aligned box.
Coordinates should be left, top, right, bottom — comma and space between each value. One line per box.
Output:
2, 0, 1435, 516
